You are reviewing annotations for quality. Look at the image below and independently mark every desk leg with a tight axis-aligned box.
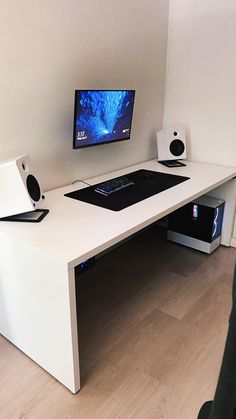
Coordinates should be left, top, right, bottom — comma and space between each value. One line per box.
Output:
0, 235, 80, 393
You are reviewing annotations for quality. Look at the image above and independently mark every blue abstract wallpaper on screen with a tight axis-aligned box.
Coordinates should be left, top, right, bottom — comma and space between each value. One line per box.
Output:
74, 90, 135, 148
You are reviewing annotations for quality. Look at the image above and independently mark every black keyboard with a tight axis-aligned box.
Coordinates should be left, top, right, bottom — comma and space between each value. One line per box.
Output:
95, 176, 135, 196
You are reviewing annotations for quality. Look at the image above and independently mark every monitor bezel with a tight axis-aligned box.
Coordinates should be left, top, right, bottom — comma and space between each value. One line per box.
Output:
73, 89, 135, 149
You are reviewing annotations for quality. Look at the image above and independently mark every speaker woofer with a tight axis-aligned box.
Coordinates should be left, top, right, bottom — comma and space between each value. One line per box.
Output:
169, 139, 185, 157
26, 174, 41, 202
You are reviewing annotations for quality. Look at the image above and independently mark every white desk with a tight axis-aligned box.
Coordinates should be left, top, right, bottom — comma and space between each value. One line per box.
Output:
0, 159, 236, 393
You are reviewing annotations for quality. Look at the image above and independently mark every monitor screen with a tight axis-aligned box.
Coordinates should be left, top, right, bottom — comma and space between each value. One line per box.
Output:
73, 90, 135, 149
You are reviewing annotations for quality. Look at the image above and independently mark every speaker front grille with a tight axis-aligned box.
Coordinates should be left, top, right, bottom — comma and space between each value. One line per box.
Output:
26, 175, 41, 202
169, 139, 185, 156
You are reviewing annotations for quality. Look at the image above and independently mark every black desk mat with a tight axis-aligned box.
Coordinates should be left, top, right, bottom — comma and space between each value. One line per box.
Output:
65, 169, 190, 211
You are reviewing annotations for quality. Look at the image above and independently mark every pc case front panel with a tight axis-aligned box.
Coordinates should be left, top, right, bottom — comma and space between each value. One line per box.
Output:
168, 201, 225, 244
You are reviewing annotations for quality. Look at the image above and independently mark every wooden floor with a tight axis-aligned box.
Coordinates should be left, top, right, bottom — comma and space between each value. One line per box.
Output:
1, 225, 236, 419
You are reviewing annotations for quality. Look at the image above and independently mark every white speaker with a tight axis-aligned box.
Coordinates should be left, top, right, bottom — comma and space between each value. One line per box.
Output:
0, 155, 44, 218
156, 126, 187, 161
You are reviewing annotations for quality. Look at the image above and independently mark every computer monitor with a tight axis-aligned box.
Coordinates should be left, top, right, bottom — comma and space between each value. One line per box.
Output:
73, 90, 135, 149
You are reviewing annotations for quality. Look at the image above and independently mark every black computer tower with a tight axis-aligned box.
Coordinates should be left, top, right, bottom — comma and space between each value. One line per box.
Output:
168, 196, 225, 253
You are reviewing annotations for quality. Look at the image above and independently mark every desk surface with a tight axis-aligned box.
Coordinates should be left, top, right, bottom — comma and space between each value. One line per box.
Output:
0, 159, 235, 268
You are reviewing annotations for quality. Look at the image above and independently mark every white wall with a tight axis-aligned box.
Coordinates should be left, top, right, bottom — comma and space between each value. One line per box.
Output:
164, 0, 236, 245
0, 0, 169, 191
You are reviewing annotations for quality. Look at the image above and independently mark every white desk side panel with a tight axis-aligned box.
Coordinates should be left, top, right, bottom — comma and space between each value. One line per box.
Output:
0, 233, 80, 393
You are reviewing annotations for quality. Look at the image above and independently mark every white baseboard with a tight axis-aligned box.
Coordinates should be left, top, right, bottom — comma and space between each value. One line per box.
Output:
231, 237, 236, 248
